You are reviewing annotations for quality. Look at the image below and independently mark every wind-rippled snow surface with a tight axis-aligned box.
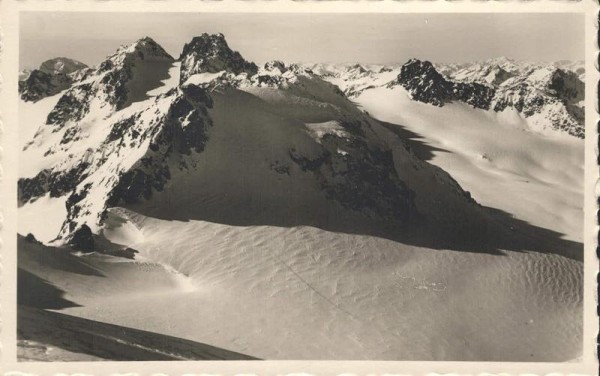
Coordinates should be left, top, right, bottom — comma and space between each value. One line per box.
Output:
58, 207, 581, 361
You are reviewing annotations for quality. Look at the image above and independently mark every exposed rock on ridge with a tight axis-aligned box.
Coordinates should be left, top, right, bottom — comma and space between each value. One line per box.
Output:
179, 33, 258, 84
395, 59, 584, 138
19, 58, 89, 102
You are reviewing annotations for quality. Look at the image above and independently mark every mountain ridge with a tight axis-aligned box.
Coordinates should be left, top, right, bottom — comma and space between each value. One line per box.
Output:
19, 34, 493, 246
18, 35, 584, 247
305, 58, 584, 138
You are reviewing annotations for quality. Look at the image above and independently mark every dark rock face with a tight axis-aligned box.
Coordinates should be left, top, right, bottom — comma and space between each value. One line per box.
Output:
107, 90, 213, 207
349, 64, 368, 74
397, 59, 494, 110
19, 58, 89, 102
290, 120, 416, 224
548, 69, 583, 102
452, 81, 496, 109
179, 33, 258, 83
25, 233, 40, 243
18, 171, 50, 205
19, 70, 73, 102
99, 64, 133, 110
68, 224, 94, 252
100, 38, 174, 112
18, 162, 90, 205
397, 59, 453, 106
46, 83, 94, 129
20, 80, 214, 240
256, 74, 283, 87
58, 86, 214, 237
170, 97, 212, 154
492, 68, 583, 115
129, 37, 174, 61
108, 169, 166, 205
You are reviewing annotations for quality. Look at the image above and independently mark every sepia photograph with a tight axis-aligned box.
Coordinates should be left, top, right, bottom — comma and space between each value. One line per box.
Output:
2, 3, 595, 372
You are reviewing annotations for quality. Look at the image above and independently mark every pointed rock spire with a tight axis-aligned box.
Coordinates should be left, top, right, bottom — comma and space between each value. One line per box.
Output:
179, 33, 258, 83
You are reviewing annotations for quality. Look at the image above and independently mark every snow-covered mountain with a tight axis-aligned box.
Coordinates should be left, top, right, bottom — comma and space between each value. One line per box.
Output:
437, 57, 585, 83
39, 57, 89, 75
19, 35, 493, 247
19, 57, 89, 102
306, 57, 585, 138
304, 63, 401, 98
435, 57, 585, 136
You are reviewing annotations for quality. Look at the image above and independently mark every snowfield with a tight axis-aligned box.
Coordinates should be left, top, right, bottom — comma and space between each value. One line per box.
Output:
356, 86, 584, 243
18, 206, 582, 361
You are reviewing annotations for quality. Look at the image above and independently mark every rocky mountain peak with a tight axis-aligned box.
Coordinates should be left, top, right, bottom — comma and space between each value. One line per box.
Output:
397, 59, 455, 106
43, 37, 176, 132
179, 33, 227, 58
19, 57, 89, 102
39, 57, 88, 75
179, 33, 258, 83
396, 58, 495, 110
402, 59, 443, 77
109, 36, 174, 65
546, 67, 583, 102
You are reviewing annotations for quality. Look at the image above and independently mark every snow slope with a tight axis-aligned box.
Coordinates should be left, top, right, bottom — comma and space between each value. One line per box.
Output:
356, 86, 583, 243
17, 207, 581, 361
51, 68, 582, 361
17, 235, 257, 361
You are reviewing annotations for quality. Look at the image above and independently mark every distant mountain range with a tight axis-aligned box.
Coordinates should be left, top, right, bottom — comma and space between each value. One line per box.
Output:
304, 57, 584, 138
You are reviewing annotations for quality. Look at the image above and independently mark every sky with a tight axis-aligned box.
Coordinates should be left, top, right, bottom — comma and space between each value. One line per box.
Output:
20, 12, 585, 70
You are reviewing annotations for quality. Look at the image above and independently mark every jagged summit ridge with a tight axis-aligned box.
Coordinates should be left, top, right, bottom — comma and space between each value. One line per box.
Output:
308, 58, 583, 138
395, 58, 584, 137
396, 59, 452, 106
396, 58, 495, 110
41, 36, 176, 133
179, 33, 258, 84
304, 58, 584, 138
